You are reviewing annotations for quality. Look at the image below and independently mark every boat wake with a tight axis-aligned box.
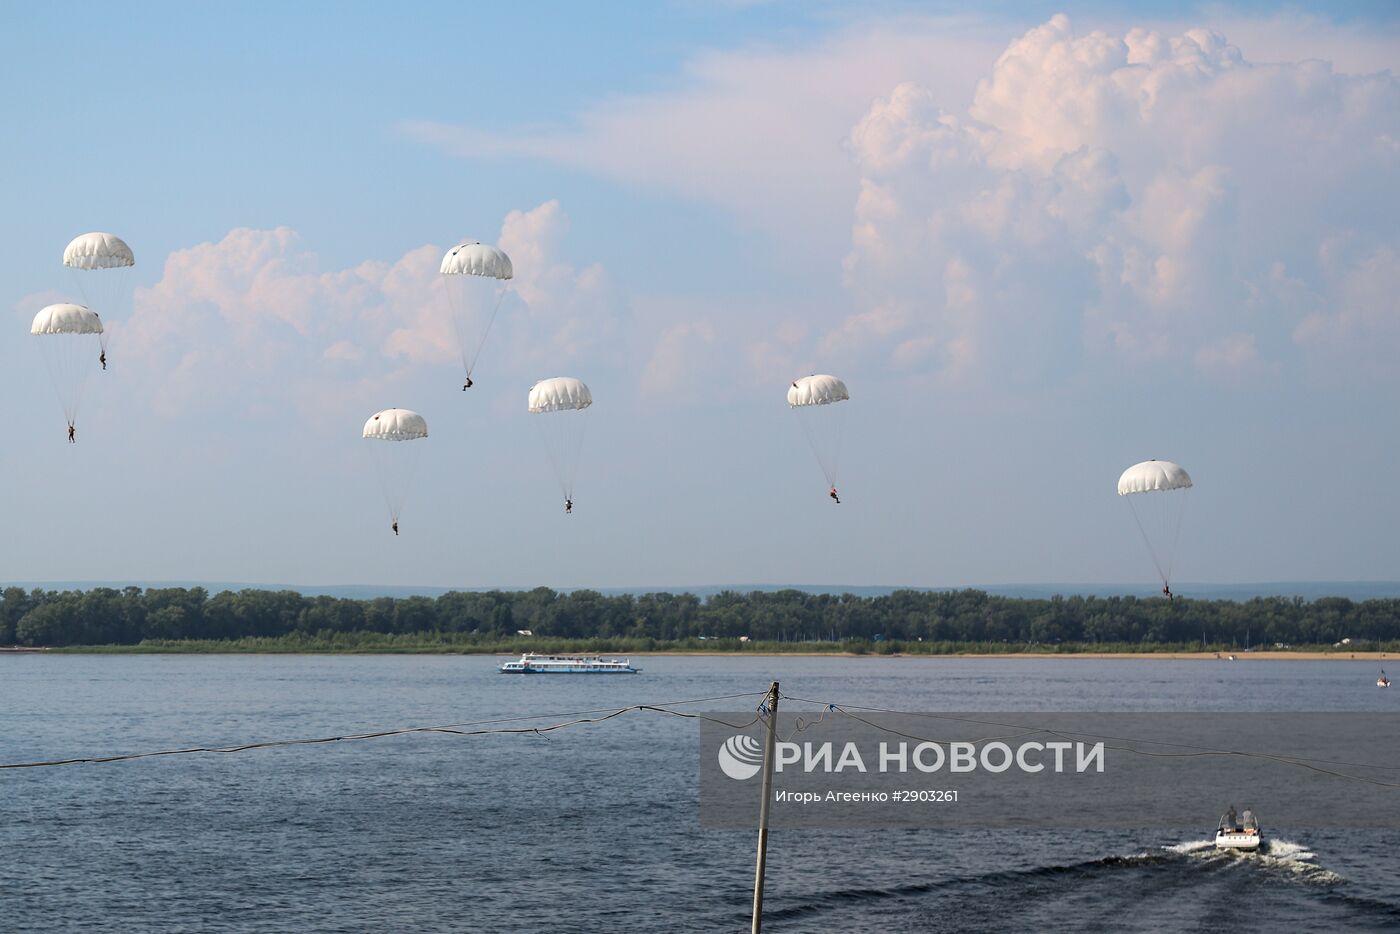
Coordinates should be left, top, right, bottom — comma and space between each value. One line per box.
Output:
765, 837, 1355, 930
1163, 837, 1343, 884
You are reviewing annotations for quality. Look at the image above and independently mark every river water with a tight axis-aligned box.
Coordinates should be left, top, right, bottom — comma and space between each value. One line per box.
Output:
2, 655, 1397, 932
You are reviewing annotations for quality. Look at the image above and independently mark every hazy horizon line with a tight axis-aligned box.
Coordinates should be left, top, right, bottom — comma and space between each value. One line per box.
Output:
7, 579, 1400, 600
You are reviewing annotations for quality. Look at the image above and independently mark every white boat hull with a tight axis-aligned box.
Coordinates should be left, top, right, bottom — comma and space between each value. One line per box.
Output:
1215, 831, 1263, 851
498, 653, 640, 674
500, 666, 639, 674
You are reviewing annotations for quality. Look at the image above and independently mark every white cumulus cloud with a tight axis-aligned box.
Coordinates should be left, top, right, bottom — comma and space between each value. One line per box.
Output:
121, 203, 623, 418
835, 14, 1400, 388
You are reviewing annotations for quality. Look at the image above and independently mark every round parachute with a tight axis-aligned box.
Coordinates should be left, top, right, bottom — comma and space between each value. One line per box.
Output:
363, 408, 429, 441
363, 408, 428, 529
528, 377, 592, 505
32, 303, 103, 335
1118, 460, 1193, 495
788, 375, 849, 495
441, 241, 513, 280
787, 374, 849, 408
528, 377, 593, 413
32, 303, 104, 429
1117, 460, 1192, 593
63, 232, 135, 270
441, 240, 513, 386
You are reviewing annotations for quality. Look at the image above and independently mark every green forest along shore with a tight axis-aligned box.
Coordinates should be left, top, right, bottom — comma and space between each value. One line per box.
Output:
3, 585, 1400, 654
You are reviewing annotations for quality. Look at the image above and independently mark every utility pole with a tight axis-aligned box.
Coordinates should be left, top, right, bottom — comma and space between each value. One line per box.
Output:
751, 680, 780, 934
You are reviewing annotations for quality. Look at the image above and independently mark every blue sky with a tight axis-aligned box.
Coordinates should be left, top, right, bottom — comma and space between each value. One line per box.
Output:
2, 2, 1398, 590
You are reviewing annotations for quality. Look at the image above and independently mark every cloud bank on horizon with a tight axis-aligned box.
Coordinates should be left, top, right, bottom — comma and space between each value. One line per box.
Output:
3, 6, 1398, 588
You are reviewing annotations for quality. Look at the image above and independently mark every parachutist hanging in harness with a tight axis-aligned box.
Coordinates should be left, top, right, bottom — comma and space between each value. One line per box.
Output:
788, 375, 850, 511
32, 303, 104, 445
528, 377, 592, 521
363, 407, 427, 543
1119, 460, 1192, 611
442, 241, 512, 397
99, 351, 106, 370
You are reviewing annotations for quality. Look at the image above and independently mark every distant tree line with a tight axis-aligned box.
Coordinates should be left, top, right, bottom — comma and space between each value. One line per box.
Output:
3, 586, 1400, 650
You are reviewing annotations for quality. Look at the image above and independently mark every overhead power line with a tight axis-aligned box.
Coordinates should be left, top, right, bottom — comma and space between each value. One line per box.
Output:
0, 691, 767, 770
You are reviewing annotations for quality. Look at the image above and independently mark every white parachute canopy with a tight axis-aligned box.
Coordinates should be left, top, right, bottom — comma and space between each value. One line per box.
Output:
63, 232, 134, 270
528, 377, 592, 502
363, 408, 428, 527
788, 375, 849, 492
32, 303, 103, 428
63, 232, 134, 355
441, 240, 513, 385
1117, 460, 1193, 591
32, 303, 103, 335
363, 408, 429, 441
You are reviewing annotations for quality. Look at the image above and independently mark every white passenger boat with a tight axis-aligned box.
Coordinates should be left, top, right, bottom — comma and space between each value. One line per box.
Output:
499, 653, 639, 674
1215, 806, 1262, 851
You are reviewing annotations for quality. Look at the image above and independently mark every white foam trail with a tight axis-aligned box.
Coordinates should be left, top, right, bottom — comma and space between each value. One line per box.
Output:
1162, 837, 1343, 884
1164, 839, 1215, 854
1263, 839, 1314, 861
1259, 839, 1344, 884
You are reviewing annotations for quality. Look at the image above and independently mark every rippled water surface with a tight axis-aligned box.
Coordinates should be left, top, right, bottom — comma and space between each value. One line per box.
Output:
3, 655, 1397, 932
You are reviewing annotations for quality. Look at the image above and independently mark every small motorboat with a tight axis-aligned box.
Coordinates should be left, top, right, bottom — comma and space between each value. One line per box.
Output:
1215, 806, 1262, 851
1380, 670, 1391, 689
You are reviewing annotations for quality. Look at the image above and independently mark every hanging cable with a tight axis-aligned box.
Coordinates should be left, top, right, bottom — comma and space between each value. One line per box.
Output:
0, 690, 767, 770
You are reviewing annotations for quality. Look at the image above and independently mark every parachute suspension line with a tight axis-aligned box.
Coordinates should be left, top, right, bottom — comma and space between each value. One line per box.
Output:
798, 403, 846, 489
36, 335, 97, 429
373, 449, 402, 524
1164, 491, 1190, 588
799, 417, 831, 487
464, 286, 509, 380
564, 417, 589, 501
533, 413, 589, 501
1126, 497, 1168, 588
67, 265, 131, 355
445, 282, 473, 375
66, 268, 88, 344
831, 402, 847, 486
